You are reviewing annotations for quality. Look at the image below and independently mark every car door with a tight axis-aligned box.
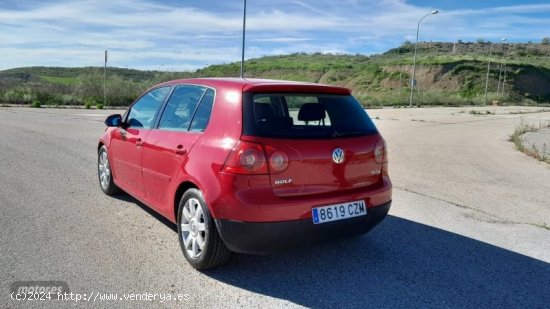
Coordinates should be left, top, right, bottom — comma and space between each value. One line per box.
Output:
142, 85, 215, 211
109, 86, 171, 198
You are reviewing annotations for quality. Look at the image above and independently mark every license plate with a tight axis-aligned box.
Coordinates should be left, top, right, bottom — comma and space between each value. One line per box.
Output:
312, 200, 367, 224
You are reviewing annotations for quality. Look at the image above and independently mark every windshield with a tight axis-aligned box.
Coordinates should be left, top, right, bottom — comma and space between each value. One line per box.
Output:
243, 93, 378, 139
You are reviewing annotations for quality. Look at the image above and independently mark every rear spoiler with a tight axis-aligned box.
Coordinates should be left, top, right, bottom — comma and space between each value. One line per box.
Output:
243, 83, 351, 95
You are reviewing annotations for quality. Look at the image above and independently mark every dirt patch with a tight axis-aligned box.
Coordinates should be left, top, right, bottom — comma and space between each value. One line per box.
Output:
382, 65, 461, 91
513, 67, 550, 98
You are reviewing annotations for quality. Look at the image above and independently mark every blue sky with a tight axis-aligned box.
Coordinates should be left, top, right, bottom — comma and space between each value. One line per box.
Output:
0, 0, 549, 71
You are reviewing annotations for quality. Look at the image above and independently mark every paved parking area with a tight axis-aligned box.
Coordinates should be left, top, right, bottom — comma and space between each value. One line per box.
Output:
1, 106, 549, 308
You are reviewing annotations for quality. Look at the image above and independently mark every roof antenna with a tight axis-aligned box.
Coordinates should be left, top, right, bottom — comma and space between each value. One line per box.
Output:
240, 0, 247, 78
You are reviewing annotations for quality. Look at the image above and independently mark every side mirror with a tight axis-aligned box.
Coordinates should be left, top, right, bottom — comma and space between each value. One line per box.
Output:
105, 114, 122, 127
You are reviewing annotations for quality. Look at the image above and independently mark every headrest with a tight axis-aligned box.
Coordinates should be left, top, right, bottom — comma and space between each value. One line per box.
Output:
298, 103, 326, 122
254, 102, 274, 120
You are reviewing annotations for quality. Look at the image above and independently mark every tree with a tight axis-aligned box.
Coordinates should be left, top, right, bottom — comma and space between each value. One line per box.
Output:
542, 37, 550, 45
106, 75, 146, 106
74, 69, 103, 103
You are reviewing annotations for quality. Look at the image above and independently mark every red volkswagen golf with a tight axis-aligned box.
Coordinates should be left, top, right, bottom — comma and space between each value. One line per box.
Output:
98, 78, 392, 270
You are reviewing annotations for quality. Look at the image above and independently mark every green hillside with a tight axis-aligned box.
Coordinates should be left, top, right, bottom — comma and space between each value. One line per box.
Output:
40, 76, 78, 86
1, 41, 549, 107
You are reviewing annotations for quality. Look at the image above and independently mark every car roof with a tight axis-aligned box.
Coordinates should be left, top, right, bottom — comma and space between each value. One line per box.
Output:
157, 78, 351, 95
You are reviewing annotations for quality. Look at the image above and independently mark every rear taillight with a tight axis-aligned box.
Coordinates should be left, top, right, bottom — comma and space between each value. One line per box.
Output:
222, 141, 267, 174
222, 141, 289, 175
265, 145, 289, 173
374, 138, 388, 164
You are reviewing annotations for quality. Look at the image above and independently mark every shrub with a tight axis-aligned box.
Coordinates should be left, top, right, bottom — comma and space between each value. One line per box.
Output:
83, 97, 96, 108
31, 100, 41, 108
96, 103, 104, 109
85, 102, 91, 109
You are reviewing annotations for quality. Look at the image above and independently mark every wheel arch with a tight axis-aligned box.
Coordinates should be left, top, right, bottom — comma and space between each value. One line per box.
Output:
173, 181, 199, 222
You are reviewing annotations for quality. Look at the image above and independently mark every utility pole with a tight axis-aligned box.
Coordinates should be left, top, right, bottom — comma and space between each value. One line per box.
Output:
398, 71, 402, 98
240, 0, 247, 78
484, 38, 506, 105
501, 64, 507, 96
497, 62, 503, 94
104, 50, 107, 107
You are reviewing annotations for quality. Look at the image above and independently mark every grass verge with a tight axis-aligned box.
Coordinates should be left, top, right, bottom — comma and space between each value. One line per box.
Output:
509, 120, 550, 164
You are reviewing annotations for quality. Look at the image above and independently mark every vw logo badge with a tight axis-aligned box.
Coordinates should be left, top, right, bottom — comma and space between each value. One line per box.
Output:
332, 148, 345, 164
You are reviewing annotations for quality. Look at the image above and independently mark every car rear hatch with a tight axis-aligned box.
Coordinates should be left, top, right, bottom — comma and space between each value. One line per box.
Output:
241, 88, 385, 197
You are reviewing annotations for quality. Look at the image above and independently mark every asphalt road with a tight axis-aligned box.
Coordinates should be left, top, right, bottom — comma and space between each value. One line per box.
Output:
1, 106, 549, 308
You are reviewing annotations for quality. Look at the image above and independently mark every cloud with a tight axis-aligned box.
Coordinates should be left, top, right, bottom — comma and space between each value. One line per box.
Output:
251, 37, 313, 43
0, 0, 548, 70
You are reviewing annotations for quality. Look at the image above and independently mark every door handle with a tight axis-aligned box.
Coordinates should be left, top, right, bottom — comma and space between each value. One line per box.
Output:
175, 145, 187, 156
136, 138, 143, 147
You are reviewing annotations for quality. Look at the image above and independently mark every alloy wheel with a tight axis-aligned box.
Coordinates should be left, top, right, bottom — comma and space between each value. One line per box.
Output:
180, 198, 207, 259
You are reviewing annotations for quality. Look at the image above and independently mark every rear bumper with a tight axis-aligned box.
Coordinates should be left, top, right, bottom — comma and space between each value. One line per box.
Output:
213, 175, 392, 222
215, 201, 391, 254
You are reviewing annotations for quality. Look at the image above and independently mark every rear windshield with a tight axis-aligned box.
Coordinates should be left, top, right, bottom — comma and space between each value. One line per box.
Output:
243, 93, 378, 139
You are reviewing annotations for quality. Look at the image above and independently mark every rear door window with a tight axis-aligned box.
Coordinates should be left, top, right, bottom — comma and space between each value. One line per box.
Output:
189, 88, 215, 132
244, 93, 378, 139
158, 85, 213, 132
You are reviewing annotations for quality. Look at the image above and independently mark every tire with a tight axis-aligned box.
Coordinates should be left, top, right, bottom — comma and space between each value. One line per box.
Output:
98, 145, 120, 196
177, 188, 232, 270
